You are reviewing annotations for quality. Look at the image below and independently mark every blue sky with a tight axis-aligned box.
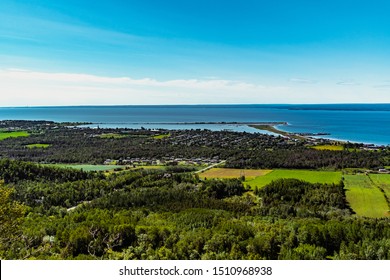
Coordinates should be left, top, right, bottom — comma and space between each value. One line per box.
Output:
1, 0, 390, 105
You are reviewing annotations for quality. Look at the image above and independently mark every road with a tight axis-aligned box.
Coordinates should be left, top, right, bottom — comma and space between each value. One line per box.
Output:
194, 160, 226, 174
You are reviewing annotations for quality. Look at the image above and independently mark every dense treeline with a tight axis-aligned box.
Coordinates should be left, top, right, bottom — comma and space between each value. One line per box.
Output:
226, 149, 385, 169
255, 179, 351, 218
1, 160, 390, 260
0, 159, 97, 183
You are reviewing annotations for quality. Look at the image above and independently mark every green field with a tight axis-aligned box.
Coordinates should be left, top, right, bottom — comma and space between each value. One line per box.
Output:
245, 169, 342, 189
44, 164, 126, 172
99, 133, 126, 139
0, 131, 30, 140
25, 143, 51, 149
153, 133, 171, 139
311, 144, 344, 151
44, 164, 168, 172
368, 173, 390, 200
343, 174, 389, 218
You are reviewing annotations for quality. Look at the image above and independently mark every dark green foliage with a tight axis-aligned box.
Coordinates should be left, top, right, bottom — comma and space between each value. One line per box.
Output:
257, 179, 351, 218
2, 159, 390, 260
1, 122, 390, 260
199, 178, 245, 199
0, 122, 388, 169
0, 159, 97, 183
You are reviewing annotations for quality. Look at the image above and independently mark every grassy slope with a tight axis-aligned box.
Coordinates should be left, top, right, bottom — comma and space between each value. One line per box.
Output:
0, 131, 30, 140
99, 133, 126, 139
245, 169, 342, 189
26, 144, 50, 149
369, 174, 390, 199
43, 164, 126, 172
153, 133, 171, 139
311, 145, 344, 151
344, 174, 389, 218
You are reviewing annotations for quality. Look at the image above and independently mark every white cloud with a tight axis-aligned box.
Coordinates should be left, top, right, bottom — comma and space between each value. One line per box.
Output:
336, 80, 360, 86
0, 68, 288, 106
1, 68, 389, 106
373, 81, 390, 88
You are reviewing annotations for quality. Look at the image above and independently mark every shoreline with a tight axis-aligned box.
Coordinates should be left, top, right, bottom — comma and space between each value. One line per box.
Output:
249, 124, 387, 147
82, 121, 386, 146
85, 121, 288, 125
248, 124, 307, 141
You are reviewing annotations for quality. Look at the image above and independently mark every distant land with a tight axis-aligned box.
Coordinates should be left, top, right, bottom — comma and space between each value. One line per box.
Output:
1, 104, 390, 145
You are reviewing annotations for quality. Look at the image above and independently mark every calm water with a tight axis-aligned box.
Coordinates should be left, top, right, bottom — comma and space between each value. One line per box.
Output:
1, 104, 390, 145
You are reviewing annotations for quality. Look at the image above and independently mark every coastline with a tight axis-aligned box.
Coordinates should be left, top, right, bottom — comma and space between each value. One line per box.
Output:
1, 104, 390, 145
249, 124, 307, 141
249, 124, 387, 147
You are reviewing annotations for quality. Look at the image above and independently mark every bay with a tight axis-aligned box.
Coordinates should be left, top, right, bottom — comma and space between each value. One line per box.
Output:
1, 104, 389, 145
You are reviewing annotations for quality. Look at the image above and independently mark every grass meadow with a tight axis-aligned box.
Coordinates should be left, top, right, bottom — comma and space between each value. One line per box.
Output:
25, 143, 51, 149
153, 133, 171, 139
0, 131, 30, 140
310, 144, 344, 151
368, 174, 390, 199
245, 169, 342, 189
44, 164, 126, 172
343, 174, 389, 218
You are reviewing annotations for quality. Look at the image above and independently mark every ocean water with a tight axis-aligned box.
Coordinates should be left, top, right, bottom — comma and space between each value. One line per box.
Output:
1, 104, 390, 145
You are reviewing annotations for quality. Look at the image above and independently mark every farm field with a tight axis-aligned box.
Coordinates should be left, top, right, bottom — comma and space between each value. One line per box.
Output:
44, 164, 167, 172
25, 143, 50, 149
43, 164, 126, 172
245, 169, 342, 189
199, 168, 272, 180
199, 168, 390, 218
311, 144, 344, 151
343, 174, 389, 218
0, 131, 30, 140
99, 133, 126, 139
153, 133, 171, 139
368, 173, 390, 200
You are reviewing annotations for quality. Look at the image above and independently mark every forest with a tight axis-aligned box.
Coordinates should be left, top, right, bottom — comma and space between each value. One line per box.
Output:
1, 121, 390, 260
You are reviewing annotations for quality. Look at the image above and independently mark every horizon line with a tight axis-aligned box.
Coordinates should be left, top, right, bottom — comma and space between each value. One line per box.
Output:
2, 102, 390, 108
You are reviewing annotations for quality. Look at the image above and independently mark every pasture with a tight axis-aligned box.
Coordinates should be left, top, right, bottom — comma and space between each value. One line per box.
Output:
199, 168, 272, 180
343, 174, 389, 218
310, 144, 344, 151
368, 173, 390, 200
0, 131, 30, 140
44, 164, 126, 172
153, 133, 171, 139
245, 169, 342, 189
99, 133, 126, 139
44, 164, 167, 172
26, 143, 51, 149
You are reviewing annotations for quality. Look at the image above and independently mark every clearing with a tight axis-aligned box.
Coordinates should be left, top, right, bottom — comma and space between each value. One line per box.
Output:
245, 169, 342, 189
25, 143, 51, 149
310, 145, 344, 151
199, 167, 271, 180
44, 164, 126, 172
153, 133, 171, 139
343, 174, 389, 218
0, 131, 30, 140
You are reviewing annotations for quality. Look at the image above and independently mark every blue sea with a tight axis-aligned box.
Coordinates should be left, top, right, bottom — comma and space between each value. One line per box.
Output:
1, 104, 390, 146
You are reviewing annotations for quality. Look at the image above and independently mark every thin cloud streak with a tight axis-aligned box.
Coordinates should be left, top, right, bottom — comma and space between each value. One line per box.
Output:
336, 80, 360, 86
1, 69, 389, 106
0, 69, 288, 106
